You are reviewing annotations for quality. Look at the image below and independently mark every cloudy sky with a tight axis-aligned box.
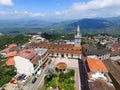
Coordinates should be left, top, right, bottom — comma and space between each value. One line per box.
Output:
0, 0, 120, 20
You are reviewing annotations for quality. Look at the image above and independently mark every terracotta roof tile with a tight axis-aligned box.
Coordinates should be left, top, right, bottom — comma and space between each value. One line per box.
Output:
8, 44, 17, 48
6, 51, 17, 57
87, 58, 108, 72
87, 72, 92, 79
1, 44, 17, 53
6, 57, 15, 66
49, 49, 82, 54
56, 62, 67, 70
30, 42, 82, 54
17, 49, 37, 60
31, 55, 41, 64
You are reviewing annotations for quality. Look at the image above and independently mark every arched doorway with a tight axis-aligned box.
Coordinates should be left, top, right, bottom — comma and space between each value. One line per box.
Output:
61, 54, 64, 57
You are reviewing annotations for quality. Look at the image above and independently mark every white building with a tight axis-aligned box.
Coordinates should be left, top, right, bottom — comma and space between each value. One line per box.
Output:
14, 56, 34, 76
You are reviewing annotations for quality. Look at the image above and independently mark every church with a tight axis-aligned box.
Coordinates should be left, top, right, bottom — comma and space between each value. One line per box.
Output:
29, 25, 82, 59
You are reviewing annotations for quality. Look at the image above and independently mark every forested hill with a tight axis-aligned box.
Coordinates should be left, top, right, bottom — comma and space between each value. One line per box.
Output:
0, 17, 120, 35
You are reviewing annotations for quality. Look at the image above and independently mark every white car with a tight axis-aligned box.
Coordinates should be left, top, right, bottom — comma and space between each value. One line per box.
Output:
22, 76, 29, 83
37, 70, 42, 76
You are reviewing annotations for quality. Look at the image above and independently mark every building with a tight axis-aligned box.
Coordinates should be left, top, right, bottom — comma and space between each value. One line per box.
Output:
5, 25, 82, 76
106, 43, 120, 52
5, 48, 49, 76
29, 25, 82, 59
74, 25, 82, 46
86, 58, 111, 82
83, 44, 110, 60
0, 44, 18, 56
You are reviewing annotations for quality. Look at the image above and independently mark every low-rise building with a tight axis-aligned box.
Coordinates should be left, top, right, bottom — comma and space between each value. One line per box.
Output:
83, 44, 110, 60
5, 48, 49, 76
86, 58, 111, 82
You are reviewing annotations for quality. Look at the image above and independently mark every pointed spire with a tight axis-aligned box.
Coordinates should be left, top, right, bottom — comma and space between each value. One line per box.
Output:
77, 25, 80, 35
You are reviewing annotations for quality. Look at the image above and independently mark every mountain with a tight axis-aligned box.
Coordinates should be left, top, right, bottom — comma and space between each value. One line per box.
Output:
48, 17, 120, 35
70, 18, 115, 29
0, 17, 120, 35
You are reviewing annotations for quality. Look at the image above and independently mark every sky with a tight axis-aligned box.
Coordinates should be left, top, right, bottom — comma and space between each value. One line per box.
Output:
0, 0, 120, 20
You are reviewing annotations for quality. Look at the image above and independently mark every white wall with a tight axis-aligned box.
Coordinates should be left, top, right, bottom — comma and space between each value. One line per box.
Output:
14, 56, 34, 76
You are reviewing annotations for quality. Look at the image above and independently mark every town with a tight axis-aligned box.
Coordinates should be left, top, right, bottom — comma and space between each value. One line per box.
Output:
0, 25, 120, 90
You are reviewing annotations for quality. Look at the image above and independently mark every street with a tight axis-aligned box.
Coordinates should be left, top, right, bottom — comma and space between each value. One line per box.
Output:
78, 59, 89, 90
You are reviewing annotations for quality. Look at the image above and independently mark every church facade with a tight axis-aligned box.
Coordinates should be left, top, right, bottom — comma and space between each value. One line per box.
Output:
29, 25, 82, 59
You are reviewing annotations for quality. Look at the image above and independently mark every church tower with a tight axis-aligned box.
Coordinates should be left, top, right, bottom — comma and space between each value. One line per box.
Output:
74, 25, 82, 46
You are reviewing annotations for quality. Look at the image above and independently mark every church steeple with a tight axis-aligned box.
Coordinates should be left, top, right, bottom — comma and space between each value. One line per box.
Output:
77, 25, 80, 36
74, 25, 82, 46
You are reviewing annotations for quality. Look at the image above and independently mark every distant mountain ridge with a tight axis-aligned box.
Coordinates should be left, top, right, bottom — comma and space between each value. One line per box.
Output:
70, 18, 115, 29
0, 17, 120, 35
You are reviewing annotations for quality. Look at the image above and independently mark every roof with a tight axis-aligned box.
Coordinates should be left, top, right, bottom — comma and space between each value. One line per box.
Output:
17, 49, 37, 60
31, 55, 41, 64
56, 62, 67, 70
1, 44, 17, 53
6, 57, 15, 66
6, 51, 17, 57
87, 72, 92, 79
49, 49, 81, 54
34, 48, 47, 56
110, 56, 120, 61
30, 42, 82, 49
29, 42, 82, 54
8, 44, 17, 48
87, 58, 108, 72
83, 44, 110, 56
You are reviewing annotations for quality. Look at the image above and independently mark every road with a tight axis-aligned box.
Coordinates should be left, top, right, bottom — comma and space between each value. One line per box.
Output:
23, 68, 46, 90
23, 58, 55, 90
78, 59, 89, 90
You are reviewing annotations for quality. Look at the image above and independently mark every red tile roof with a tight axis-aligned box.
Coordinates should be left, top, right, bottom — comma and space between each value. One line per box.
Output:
1, 44, 17, 53
17, 49, 37, 60
6, 51, 17, 57
56, 62, 67, 70
87, 58, 108, 72
6, 57, 15, 66
8, 44, 17, 48
49, 49, 82, 54
31, 55, 41, 64
87, 72, 92, 79
30, 42, 82, 54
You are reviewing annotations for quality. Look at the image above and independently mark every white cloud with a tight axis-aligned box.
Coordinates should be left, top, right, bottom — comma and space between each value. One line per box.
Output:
0, 0, 14, 6
0, 0, 120, 20
53, 0, 120, 19
0, 10, 46, 19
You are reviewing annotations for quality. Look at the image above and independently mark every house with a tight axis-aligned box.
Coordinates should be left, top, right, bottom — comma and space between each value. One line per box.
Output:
106, 43, 120, 52
83, 44, 110, 60
86, 58, 111, 82
5, 48, 49, 76
0, 44, 18, 56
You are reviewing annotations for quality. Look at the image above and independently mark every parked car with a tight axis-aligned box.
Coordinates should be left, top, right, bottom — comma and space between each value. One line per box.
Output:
22, 76, 29, 83
37, 70, 42, 77
17, 74, 25, 80
17, 75, 22, 80
32, 77, 37, 84
21, 74, 26, 80
10, 79, 17, 84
